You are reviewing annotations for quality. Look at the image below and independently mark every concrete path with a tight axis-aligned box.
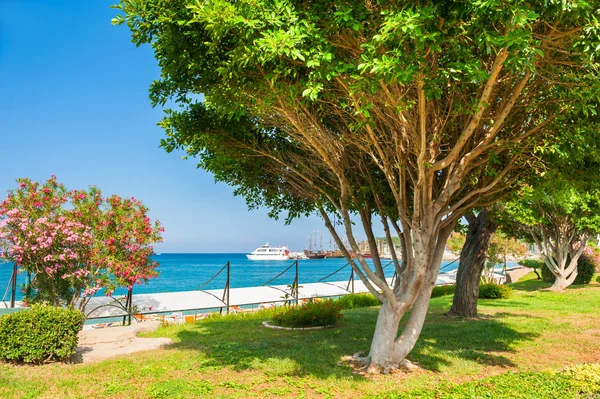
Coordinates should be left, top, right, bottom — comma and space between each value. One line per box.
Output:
73, 321, 171, 363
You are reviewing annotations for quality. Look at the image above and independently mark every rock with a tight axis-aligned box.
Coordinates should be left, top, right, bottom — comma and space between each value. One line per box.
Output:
505, 267, 533, 284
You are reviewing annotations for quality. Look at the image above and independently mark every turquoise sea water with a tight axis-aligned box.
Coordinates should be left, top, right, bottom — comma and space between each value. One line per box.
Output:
0, 253, 471, 301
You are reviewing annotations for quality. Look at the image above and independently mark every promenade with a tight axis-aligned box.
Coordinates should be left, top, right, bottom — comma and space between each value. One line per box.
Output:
83, 271, 460, 319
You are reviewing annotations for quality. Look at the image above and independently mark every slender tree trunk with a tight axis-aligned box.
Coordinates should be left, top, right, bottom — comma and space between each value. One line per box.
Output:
448, 209, 497, 317
391, 269, 437, 363
355, 222, 454, 372
360, 266, 437, 373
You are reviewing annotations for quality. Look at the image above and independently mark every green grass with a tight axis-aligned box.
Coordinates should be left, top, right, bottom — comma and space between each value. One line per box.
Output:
368, 364, 600, 398
1, 274, 599, 398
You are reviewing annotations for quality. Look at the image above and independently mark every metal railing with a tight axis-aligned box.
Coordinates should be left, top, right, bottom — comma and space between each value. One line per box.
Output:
261, 260, 299, 305
2, 257, 462, 315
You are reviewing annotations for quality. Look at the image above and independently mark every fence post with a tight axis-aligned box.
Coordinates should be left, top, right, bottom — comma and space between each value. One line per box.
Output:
10, 263, 17, 308
295, 260, 299, 306
226, 261, 230, 315
351, 268, 355, 294
128, 288, 133, 326
26, 272, 31, 299
122, 289, 132, 326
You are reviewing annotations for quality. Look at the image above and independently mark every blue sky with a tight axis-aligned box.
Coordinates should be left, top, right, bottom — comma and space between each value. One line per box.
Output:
0, 0, 374, 252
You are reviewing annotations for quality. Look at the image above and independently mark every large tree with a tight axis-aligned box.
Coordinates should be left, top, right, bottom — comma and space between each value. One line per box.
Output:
114, 0, 600, 371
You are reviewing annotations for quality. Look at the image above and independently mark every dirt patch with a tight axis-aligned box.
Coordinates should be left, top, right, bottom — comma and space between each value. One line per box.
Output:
72, 321, 172, 363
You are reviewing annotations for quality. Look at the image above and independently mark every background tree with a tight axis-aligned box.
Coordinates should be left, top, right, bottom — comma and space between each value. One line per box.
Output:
0, 177, 164, 314
115, 0, 600, 371
448, 208, 498, 317
484, 231, 527, 282
446, 231, 466, 258
503, 175, 600, 291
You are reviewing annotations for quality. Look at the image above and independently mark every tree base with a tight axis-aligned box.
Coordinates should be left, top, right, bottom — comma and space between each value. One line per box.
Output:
446, 310, 480, 318
342, 352, 420, 374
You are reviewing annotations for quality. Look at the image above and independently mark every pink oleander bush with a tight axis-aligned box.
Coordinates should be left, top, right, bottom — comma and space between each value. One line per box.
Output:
0, 176, 164, 314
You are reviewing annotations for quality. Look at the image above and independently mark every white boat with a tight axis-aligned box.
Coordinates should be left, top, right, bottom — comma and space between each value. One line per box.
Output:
246, 243, 290, 260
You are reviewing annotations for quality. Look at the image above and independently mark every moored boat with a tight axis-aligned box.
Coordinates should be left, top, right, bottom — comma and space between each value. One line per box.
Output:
304, 250, 327, 259
246, 243, 290, 260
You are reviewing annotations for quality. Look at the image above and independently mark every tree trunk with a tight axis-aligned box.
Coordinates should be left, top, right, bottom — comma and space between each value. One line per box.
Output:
549, 269, 577, 292
550, 275, 569, 291
448, 209, 497, 317
354, 222, 454, 373
365, 299, 403, 369
360, 269, 437, 373
391, 270, 437, 363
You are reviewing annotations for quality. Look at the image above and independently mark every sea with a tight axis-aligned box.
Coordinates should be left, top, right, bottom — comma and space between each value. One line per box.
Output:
0, 253, 480, 302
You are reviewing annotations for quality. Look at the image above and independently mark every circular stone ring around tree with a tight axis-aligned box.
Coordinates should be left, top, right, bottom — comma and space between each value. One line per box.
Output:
262, 321, 336, 331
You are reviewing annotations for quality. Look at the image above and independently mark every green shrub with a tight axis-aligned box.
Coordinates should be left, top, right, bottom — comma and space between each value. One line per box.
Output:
541, 262, 556, 282
431, 284, 455, 298
562, 363, 600, 394
518, 259, 545, 269
0, 304, 84, 364
272, 300, 343, 328
478, 283, 512, 299
596, 275, 600, 284
574, 254, 596, 285
334, 293, 380, 309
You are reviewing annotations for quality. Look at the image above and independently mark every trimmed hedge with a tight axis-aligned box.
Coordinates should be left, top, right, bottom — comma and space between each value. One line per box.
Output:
335, 293, 380, 309
0, 304, 84, 364
431, 284, 456, 298
369, 363, 600, 399
479, 283, 512, 299
272, 301, 343, 328
518, 259, 545, 269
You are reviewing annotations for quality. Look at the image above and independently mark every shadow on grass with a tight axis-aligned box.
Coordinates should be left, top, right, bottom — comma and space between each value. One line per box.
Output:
508, 278, 550, 292
159, 305, 538, 378
410, 311, 538, 372
478, 300, 534, 309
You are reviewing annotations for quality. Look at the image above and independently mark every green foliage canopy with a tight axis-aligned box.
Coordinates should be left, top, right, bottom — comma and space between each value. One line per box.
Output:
113, 0, 600, 223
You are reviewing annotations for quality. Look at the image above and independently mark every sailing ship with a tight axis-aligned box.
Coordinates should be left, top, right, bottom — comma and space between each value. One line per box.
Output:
304, 231, 327, 259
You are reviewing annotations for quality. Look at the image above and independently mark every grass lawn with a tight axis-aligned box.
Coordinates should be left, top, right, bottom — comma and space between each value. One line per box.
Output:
1, 274, 600, 398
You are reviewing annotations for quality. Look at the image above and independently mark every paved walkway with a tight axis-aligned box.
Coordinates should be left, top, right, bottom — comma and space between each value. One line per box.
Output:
85, 272, 461, 318
73, 321, 171, 363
